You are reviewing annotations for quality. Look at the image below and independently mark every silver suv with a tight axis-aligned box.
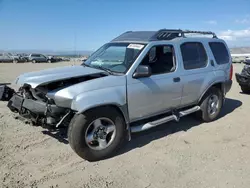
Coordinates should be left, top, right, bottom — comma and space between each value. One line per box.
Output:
28, 53, 48, 63
7, 29, 233, 161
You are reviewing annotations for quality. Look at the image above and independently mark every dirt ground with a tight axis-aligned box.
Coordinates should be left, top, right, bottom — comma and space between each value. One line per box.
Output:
0, 62, 250, 188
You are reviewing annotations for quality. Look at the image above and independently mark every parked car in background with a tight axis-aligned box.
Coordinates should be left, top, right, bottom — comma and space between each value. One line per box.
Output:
0, 52, 26, 63
47, 55, 62, 63
28, 54, 48, 63
232, 56, 246, 63
18, 53, 29, 62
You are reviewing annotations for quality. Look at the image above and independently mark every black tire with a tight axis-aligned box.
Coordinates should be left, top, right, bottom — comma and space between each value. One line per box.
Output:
197, 87, 223, 122
68, 106, 127, 161
241, 86, 250, 94
32, 60, 36, 64
13, 59, 18, 63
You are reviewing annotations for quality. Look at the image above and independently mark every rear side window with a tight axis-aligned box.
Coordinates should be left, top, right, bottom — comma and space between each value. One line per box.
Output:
209, 42, 229, 64
181, 42, 208, 70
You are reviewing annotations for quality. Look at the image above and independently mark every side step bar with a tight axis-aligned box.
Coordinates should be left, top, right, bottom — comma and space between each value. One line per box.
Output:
130, 106, 200, 133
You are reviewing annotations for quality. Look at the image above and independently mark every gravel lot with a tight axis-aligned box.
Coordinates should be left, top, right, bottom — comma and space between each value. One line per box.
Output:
0, 62, 249, 188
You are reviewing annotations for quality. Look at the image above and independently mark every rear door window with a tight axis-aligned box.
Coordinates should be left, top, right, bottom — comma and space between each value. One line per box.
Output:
180, 42, 208, 70
209, 42, 229, 64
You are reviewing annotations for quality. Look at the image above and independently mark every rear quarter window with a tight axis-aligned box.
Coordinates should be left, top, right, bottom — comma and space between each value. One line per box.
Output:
209, 42, 229, 64
180, 42, 208, 70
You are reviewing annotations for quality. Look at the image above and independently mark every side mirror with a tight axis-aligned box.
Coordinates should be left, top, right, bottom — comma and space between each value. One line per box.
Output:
133, 65, 152, 78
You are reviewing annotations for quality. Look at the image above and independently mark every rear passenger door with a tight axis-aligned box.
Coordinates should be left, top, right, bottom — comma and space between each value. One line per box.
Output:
179, 42, 214, 106
40, 54, 47, 62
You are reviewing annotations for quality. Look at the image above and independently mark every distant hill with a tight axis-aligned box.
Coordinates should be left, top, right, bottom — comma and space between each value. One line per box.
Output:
230, 47, 250, 54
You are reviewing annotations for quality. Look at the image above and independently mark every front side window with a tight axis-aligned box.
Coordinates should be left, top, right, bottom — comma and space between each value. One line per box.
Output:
83, 43, 145, 73
140, 45, 176, 75
209, 42, 229, 64
181, 42, 208, 70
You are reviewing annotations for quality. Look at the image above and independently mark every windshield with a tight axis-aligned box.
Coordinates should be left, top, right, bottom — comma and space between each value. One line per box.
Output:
83, 43, 145, 73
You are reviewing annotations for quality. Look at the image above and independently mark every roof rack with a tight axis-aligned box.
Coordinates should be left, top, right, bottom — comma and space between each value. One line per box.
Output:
150, 29, 217, 41
110, 29, 218, 43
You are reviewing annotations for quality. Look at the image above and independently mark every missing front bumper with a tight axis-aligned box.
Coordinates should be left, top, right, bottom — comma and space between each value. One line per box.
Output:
8, 94, 65, 115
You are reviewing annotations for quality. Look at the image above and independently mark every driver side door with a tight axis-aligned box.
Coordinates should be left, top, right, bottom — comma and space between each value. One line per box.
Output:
127, 45, 183, 122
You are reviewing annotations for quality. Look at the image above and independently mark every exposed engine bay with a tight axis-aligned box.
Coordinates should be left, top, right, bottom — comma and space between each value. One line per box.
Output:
6, 73, 107, 128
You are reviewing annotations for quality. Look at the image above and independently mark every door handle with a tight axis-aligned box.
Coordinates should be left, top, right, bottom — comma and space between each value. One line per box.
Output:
173, 77, 181, 82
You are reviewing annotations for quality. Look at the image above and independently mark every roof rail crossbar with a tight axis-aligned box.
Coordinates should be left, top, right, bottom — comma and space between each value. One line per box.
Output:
182, 30, 217, 38
150, 29, 217, 41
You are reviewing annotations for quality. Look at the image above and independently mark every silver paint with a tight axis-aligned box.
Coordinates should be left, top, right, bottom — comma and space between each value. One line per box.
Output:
12, 37, 232, 126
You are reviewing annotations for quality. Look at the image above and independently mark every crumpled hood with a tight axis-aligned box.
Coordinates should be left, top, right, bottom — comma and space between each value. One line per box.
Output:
15, 65, 106, 88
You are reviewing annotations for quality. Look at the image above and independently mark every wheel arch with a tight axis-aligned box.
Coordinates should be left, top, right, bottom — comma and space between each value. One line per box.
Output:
78, 103, 129, 124
198, 82, 224, 104
77, 103, 131, 141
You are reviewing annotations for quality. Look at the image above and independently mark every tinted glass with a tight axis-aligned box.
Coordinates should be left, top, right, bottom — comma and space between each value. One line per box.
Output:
141, 45, 176, 74
181, 42, 208, 70
209, 42, 229, 64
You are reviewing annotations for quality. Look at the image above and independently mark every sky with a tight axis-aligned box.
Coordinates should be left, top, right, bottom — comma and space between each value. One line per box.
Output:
0, 0, 250, 52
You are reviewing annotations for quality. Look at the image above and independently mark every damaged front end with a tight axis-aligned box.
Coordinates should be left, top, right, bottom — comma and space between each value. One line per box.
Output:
7, 84, 73, 127
6, 65, 108, 127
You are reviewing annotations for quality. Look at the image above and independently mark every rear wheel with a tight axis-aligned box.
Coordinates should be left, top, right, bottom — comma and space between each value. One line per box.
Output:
68, 107, 127, 161
32, 60, 36, 63
241, 86, 250, 94
48, 60, 51, 63
197, 87, 223, 122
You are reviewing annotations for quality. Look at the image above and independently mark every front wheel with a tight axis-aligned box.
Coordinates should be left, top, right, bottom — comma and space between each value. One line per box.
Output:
32, 60, 36, 64
68, 107, 127, 161
197, 87, 223, 122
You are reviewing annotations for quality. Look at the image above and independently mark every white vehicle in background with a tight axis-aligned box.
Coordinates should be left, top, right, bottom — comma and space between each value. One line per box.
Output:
231, 53, 250, 64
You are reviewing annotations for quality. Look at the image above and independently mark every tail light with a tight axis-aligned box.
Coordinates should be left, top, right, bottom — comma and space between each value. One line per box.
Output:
229, 64, 233, 80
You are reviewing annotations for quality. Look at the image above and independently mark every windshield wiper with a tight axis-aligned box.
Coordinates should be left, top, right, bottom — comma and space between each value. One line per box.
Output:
82, 62, 91, 67
93, 65, 115, 75
83, 62, 122, 75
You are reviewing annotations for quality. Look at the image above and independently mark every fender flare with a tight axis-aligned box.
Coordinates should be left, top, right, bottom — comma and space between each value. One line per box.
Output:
198, 81, 224, 104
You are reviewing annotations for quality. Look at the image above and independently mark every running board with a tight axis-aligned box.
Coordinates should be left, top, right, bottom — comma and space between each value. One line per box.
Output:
130, 106, 200, 133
